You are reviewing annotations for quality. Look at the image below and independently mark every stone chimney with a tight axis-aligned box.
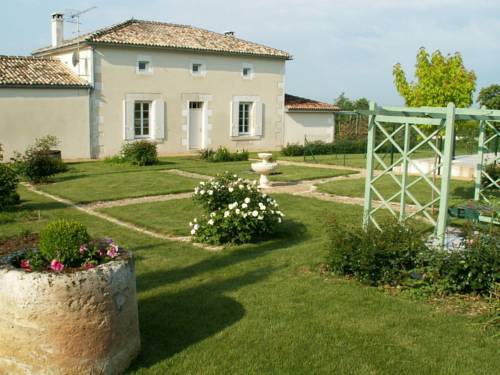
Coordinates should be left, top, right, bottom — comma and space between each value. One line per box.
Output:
51, 13, 64, 47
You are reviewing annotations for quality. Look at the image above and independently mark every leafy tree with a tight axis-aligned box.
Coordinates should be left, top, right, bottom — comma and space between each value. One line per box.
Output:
334, 93, 369, 110
393, 47, 476, 107
477, 84, 500, 109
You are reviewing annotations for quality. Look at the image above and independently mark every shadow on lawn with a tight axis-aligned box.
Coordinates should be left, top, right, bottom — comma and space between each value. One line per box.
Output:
128, 266, 276, 371
136, 219, 308, 291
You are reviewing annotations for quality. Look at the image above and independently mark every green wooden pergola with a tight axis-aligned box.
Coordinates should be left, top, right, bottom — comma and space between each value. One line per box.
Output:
361, 102, 500, 247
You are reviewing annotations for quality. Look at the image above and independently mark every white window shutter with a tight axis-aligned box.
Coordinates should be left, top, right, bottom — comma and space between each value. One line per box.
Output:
123, 99, 135, 140
152, 99, 165, 140
253, 101, 263, 136
231, 100, 240, 136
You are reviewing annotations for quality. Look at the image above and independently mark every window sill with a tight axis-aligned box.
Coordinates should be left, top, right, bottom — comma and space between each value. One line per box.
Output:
231, 135, 262, 141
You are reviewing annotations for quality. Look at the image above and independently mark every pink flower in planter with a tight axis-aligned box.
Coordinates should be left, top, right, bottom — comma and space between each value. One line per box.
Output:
107, 244, 119, 258
98, 248, 106, 257
20, 259, 32, 272
83, 262, 96, 270
79, 244, 88, 254
50, 259, 64, 273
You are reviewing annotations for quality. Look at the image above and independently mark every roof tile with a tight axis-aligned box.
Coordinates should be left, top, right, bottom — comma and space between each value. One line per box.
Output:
0, 56, 89, 87
285, 94, 339, 112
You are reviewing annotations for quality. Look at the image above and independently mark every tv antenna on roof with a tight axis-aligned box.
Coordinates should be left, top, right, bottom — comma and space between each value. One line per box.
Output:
64, 6, 97, 75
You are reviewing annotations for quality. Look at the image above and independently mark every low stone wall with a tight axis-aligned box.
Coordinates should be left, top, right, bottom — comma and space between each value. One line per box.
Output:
0, 252, 140, 375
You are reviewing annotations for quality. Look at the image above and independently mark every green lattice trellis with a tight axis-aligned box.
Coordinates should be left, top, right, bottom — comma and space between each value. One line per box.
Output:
474, 115, 500, 203
361, 103, 500, 247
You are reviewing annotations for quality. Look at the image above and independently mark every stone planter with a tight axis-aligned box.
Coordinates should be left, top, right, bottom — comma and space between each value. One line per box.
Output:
0, 252, 140, 375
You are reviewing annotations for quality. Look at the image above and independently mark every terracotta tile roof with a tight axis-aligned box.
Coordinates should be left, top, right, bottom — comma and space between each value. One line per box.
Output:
285, 94, 339, 112
0, 56, 89, 87
33, 19, 292, 59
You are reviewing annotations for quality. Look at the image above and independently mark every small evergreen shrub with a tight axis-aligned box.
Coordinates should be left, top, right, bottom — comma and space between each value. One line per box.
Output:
11, 135, 66, 183
0, 163, 20, 210
199, 147, 249, 162
190, 173, 284, 245
19, 220, 123, 272
39, 220, 91, 265
121, 140, 159, 166
327, 218, 427, 286
281, 139, 369, 157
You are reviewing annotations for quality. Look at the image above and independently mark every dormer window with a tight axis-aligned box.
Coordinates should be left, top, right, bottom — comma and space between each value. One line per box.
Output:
242, 63, 254, 79
191, 61, 206, 76
136, 55, 152, 74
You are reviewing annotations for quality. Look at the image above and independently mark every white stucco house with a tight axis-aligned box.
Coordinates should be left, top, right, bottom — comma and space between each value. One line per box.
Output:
0, 14, 338, 160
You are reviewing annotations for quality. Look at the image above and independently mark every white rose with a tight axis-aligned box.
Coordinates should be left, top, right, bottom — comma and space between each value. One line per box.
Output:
194, 224, 199, 230
224, 211, 230, 218
200, 190, 205, 195
210, 212, 216, 217
189, 222, 193, 227
278, 217, 282, 223
244, 197, 251, 204
242, 203, 248, 209
194, 218, 197, 223
191, 229, 196, 235
235, 208, 241, 214
243, 212, 248, 218
208, 190, 213, 196
239, 184, 244, 189
208, 219, 214, 225
252, 210, 258, 217
258, 216, 263, 220
228, 187, 234, 192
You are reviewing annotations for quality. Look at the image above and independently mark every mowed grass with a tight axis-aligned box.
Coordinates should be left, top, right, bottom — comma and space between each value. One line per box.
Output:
315, 175, 494, 206
33, 157, 356, 204
99, 198, 203, 237
2, 188, 498, 374
176, 160, 356, 182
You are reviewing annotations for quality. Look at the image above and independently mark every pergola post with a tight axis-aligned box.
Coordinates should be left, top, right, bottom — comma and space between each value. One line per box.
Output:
399, 122, 411, 221
474, 109, 486, 201
435, 103, 456, 246
363, 101, 376, 230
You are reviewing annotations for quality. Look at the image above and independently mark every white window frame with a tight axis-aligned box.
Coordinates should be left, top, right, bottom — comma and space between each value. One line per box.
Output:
190, 60, 206, 77
136, 55, 152, 74
241, 63, 254, 79
134, 101, 152, 138
238, 102, 253, 135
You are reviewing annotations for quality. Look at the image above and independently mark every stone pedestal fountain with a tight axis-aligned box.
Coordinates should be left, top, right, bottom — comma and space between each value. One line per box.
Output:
251, 153, 278, 188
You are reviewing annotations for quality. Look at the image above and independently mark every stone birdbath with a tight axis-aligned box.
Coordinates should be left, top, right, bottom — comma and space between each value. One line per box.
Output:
251, 153, 278, 188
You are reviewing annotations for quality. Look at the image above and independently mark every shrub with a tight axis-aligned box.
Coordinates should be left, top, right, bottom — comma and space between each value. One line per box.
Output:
0, 164, 20, 210
121, 140, 159, 166
20, 220, 123, 272
12, 135, 66, 183
39, 220, 91, 266
190, 173, 284, 245
416, 230, 500, 295
199, 147, 249, 162
327, 218, 428, 286
281, 143, 304, 156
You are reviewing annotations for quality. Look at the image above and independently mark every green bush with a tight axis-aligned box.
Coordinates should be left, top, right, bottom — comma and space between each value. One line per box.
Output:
39, 220, 90, 266
0, 164, 20, 210
327, 218, 428, 286
415, 230, 499, 295
281, 143, 304, 156
199, 147, 249, 162
121, 140, 159, 166
281, 139, 368, 157
11, 135, 66, 183
190, 173, 283, 245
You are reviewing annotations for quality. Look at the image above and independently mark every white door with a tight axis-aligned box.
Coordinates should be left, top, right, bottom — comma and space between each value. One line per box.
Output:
189, 102, 203, 149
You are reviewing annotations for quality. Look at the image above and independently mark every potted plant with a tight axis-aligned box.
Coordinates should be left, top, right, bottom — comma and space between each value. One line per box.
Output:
0, 220, 140, 375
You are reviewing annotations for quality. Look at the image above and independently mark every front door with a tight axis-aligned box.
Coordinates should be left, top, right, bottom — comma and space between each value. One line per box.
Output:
189, 102, 203, 149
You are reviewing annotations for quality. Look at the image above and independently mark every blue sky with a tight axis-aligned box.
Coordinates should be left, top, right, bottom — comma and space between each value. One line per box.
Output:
2, 0, 499, 105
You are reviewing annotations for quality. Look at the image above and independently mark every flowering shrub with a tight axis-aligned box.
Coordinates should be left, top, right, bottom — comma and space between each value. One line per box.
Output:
190, 173, 284, 245
17, 220, 122, 273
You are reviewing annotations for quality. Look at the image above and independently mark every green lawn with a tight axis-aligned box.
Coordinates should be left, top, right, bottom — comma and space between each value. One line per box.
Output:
315, 175, 494, 206
99, 199, 203, 237
1, 187, 498, 374
33, 158, 356, 204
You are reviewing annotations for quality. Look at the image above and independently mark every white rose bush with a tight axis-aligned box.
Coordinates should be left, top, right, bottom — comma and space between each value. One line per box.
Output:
190, 173, 284, 245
